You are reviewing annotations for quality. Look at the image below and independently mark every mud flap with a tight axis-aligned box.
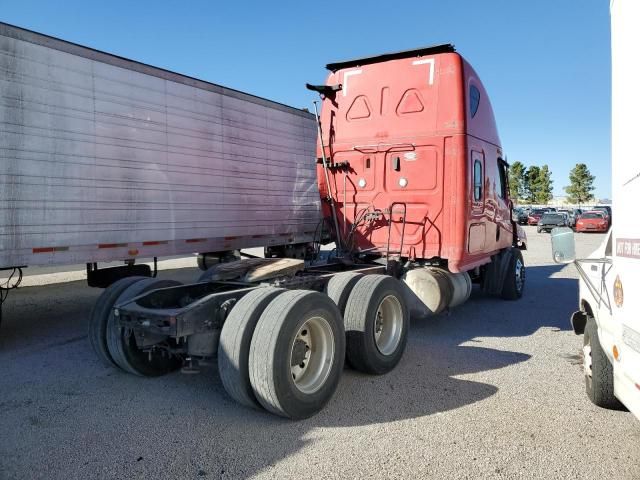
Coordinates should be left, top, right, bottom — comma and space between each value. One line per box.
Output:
481, 248, 514, 296
570, 310, 587, 335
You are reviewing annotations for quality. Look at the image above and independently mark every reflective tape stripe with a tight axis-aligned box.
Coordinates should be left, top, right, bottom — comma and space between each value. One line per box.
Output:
98, 243, 127, 249
33, 246, 69, 253
142, 241, 168, 246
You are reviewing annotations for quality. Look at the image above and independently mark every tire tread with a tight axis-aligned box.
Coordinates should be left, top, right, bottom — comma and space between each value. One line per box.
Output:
88, 276, 146, 368
218, 287, 284, 409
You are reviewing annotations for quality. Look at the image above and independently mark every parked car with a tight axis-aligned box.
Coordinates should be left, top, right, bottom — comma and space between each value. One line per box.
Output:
516, 209, 529, 225
537, 212, 569, 233
559, 208, 582, 228
591, 205, 612, 225
570, 208, 583, 227
575, 211, 609, 232
527, 209, 546, 225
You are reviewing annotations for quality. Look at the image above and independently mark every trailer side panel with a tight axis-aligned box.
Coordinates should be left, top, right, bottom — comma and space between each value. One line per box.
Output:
0, 23, 320, 267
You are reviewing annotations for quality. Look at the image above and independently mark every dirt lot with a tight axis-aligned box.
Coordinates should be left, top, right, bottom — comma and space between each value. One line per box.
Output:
0, 228, 638, 479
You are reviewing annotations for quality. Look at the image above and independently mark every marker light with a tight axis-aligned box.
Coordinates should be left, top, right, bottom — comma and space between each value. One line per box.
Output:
399, 177, 408, 188
358, 178, 367, 188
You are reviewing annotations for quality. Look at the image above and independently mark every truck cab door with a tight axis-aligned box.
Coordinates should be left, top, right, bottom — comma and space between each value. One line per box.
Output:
468, 151, 485, 254
494, 158, 512, 246
595, 235, 614, 329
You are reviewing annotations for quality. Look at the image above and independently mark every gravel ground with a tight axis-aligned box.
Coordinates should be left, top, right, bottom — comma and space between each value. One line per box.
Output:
0, 228, 638, 480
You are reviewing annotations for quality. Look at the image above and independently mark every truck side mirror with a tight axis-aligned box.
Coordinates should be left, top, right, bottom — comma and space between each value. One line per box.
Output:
550, 227, 576, 264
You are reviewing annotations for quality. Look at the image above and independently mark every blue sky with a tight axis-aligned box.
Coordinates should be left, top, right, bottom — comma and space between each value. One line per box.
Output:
1, 0, 612, 199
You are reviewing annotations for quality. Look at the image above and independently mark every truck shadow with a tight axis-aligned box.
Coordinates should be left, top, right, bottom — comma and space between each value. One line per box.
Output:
174, 263, 576, 476
0, 264, 578, 478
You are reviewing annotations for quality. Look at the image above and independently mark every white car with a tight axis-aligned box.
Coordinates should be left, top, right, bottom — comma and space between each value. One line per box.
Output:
548, 0, 640, 420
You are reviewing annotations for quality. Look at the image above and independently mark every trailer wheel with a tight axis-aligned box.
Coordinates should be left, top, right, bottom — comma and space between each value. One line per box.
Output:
88, 276, 148, 368
343, 275, 409, 375
500, 248, 525, 300
325, 272, 363, 316
106, 278, 183, 376
218, 287, 285, 409
583, 316, 624, 409
249, 290, 345, 419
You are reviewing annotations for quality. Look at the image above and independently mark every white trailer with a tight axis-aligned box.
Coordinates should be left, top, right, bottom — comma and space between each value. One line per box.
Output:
0, 22, 320, 283
551, 0, 640, 420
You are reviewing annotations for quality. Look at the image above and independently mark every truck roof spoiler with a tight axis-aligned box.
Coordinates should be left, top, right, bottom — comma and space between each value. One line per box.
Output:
325, 44, 456, 72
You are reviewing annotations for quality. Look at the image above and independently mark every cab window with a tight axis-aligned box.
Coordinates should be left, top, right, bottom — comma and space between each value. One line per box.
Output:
473, 160, 483, 200
497, 159, 507, 199
470, 85, 481, 118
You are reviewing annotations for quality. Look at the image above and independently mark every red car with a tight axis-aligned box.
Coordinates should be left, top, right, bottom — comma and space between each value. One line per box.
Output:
575, 211, 609, 232
528, 209, 546, 225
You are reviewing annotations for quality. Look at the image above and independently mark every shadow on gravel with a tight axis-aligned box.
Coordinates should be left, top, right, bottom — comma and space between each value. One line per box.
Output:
0, 263, 578, 479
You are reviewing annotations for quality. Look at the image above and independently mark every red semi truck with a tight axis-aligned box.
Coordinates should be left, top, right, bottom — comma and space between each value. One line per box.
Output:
310, 46, 526, 313
6, 37, 524, 418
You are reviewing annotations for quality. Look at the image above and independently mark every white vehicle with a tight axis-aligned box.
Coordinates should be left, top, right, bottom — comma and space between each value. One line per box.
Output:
551, 0, 640, 419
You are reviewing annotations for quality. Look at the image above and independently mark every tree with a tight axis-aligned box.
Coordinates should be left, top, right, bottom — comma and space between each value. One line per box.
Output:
508, 161, 526, 203
564, 163, 595, 206
525, 165, 553, 204
537, 165, 553, 204
524, 166, 540, 203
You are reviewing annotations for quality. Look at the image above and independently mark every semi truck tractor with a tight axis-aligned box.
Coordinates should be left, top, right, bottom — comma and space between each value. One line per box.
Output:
551, 0, 640, 420
0, 22, 526, 418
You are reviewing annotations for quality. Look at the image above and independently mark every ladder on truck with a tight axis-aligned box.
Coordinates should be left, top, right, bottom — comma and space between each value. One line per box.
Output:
385, 202, 407, 275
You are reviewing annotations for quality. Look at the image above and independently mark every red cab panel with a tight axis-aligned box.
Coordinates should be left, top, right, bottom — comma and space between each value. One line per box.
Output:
316, 46, 513, 272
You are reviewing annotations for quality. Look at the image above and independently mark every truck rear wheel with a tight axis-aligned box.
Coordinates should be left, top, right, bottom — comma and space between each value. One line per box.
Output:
88, 276, 148, 368
344, 275, 409, 375
501, 248, 525, 300
583, 316, 624, 409
218, 287, 284, 409
325, 272, 363, 316
248, 290, 345, 419
106, 278, 183, 376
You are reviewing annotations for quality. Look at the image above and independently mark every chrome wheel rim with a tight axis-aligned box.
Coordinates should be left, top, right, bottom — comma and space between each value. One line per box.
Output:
515, 259, 525, 292
374, 295, 404, 356
290, 316, 334, 394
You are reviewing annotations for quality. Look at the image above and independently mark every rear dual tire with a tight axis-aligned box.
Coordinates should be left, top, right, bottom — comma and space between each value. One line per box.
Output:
344, 275, 409, 375
218, 287, 285, 409
248, 290, 345, 419
89, 276, 182, 376
325, 272, 363, 316
89, 276, 147, 368
106, 278, 182, 376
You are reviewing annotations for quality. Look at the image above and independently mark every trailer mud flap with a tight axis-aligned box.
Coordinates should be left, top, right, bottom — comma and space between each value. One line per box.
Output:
87, 264, 152, 288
